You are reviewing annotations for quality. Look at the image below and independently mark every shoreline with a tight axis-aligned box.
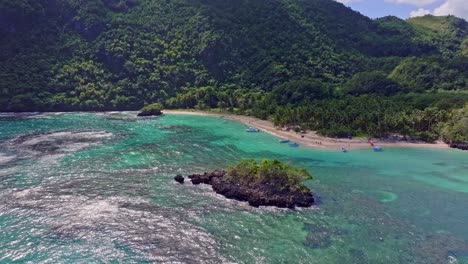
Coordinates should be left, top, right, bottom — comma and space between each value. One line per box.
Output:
163, 110, 450, 151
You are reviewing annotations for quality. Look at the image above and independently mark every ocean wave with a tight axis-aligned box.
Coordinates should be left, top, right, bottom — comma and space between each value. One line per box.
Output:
0, 153, 16, 165
1, 186, 229, 263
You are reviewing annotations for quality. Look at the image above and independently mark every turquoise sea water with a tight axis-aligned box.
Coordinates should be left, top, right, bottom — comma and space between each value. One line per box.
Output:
0, 112, 467, 263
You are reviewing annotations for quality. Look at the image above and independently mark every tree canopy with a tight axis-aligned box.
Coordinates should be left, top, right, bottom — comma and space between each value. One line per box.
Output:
226, 159, 312, 193
0, 1, 467, 145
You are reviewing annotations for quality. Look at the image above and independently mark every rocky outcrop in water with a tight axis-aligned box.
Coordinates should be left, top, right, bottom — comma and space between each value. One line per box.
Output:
184, 170, 314, 208
450, 142, 468, 151
137, 103, 163, 117
174, 175, 185, 184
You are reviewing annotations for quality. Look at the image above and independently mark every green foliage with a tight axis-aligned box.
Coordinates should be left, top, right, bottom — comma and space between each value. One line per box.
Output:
269, 95, 457, 141
226, 159, 312, 192
271, 79, 331, 105
343, 71, 406, 96
441, 105, 468, 144
0, 0, 467, 142
2, 0, 466, 112
407, 15, 468, 58
389, 56, 467, 91
461, 38, 468, 57
139, 103, 163, 116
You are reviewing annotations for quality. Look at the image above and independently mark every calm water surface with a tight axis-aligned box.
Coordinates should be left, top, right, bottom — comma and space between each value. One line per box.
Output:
0, 112, 467, 263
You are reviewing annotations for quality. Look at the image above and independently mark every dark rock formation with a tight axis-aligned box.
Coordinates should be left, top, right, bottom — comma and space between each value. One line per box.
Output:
450, 142, 468, 151
174, 175, 185, 184
137, 111, 162, 117
186, 170, 314, 208
188, 170, 226, 185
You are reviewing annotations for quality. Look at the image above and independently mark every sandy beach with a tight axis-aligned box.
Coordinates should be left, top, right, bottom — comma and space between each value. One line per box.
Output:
164, 110, 450, 151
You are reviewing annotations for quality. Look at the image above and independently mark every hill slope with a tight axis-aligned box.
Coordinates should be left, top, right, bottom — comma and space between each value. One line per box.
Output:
0, 0, 467, 146
408, 15, 468, 57
1, 0, 465, 110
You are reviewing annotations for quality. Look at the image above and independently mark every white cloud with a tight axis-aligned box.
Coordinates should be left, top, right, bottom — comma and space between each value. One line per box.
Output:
433, 0, 468, 20
410, 8, 431, 17
385, 0, 439, 7
337, 0, 467, 20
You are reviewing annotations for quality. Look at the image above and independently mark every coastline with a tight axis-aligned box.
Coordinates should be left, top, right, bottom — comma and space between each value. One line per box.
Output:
163, 110, 450, 150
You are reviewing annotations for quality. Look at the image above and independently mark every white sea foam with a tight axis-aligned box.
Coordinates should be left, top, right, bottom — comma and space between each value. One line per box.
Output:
1, 185, 229, 263
448, 255, 459, 264
0, 112, 65, 120
4, 131, 114, 159
68, 199, 120, 222
19, 131, 113, 147
0, 153, 16, 165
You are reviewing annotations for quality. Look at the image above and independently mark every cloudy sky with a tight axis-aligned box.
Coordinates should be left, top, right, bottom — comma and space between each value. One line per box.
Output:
336, 0, 468, 20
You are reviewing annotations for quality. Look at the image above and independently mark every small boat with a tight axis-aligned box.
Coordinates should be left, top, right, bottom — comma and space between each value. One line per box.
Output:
245, 127, 260, 133
279, 138, 290, 143
373, 146, 383, 152
289, 142, 299, 147
341, 147, 348, 153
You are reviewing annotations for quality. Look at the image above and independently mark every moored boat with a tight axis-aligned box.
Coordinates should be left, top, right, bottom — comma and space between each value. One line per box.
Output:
245, 127, 260, 132
373, 146, 383, 152
279, 138, 290, 143
289, 142, 299, 147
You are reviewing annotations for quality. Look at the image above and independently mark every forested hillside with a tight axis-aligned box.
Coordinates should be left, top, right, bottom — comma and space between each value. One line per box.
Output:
0, 0, 467, 145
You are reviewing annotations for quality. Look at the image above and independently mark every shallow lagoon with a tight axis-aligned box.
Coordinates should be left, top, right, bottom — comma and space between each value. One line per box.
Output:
0, 112, 467, 263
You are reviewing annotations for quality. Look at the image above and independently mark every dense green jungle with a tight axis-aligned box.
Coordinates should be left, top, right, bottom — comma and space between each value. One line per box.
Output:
1, 0, 467, 145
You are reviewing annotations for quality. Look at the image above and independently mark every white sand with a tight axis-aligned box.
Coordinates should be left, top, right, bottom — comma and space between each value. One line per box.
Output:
164, 110, 450, 150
